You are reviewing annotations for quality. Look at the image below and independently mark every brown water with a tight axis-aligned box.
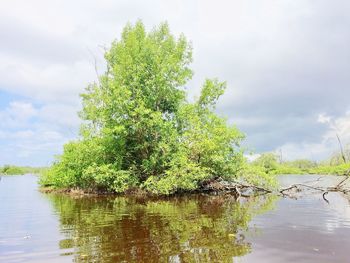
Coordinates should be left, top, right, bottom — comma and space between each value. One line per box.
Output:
1, 175, 350, 262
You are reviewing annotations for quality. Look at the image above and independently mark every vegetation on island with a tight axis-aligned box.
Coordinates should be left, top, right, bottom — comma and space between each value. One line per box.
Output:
39, 21, 349, 195
40, 21, 275, 195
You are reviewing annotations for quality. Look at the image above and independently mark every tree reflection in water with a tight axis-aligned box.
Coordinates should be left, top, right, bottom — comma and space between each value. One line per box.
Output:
47, 194, 277, 262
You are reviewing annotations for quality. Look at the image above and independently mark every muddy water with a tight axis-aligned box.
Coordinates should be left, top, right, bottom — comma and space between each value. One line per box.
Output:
0, 175, 350, 262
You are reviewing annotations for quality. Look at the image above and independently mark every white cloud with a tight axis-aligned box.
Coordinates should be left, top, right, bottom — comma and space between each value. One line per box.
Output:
278, 112, 350, 160
0, 125, 74, 165
0, 128, 68, 164
318, 113, 331, 124
38, 104, 81, 130
1, 0, 350, 164
278, 142, 331, 161
245, 153, 261, 162
323, 112, 350, 144
0, 100, 78, 165
0, 54, 96, 104
0, 101, 37, 128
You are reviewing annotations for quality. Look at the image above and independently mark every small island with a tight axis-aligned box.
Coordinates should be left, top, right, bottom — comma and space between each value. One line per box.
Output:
39, 21, 349, 196
40, 21, 250, 195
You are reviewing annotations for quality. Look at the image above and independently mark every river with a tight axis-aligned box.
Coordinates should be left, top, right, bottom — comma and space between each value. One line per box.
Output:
1, 175, 350, 262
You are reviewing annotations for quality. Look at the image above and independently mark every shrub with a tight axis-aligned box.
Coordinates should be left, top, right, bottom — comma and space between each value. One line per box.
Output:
41, 21, 256, 194
82, 164, 138, 193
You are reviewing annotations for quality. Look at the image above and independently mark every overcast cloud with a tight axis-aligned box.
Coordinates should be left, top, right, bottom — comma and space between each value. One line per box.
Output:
0, 0, 349, 166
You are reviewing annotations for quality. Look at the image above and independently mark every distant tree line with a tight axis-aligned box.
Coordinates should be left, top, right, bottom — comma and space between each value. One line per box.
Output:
250, 145, 350, 176
0, 165, 47, 175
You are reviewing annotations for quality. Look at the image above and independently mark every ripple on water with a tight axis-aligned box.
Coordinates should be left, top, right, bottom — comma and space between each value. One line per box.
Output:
1, 175, 350, 263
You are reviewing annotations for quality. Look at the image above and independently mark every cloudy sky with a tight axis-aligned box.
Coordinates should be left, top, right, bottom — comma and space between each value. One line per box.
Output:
1, 0, 350, 166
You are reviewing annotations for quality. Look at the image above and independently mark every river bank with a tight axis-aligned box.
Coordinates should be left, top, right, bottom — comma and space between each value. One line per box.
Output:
38, 174, 350, 202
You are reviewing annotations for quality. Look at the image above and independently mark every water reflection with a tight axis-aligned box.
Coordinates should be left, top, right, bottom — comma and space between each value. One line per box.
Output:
2, 175, 350, 262
47, 194, 277, 262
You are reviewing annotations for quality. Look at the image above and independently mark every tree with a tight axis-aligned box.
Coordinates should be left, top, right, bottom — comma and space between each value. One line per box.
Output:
289, 159, 317, 171
252, 153, 278, 174
40, 21, 245, 194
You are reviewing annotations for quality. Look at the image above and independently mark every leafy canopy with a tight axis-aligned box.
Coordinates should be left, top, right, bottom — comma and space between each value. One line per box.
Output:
40, 21, 245, 194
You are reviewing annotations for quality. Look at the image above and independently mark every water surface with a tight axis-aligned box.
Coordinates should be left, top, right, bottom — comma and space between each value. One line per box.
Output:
1, 175, 350, 262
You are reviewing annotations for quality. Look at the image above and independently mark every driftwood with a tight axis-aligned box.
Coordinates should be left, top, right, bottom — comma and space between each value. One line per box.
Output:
200, 176, 350, 202
200, 178, 272, 198
279, 176, 350, 203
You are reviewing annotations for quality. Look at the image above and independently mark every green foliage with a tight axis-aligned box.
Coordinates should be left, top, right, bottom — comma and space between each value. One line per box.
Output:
142, 152, 211, 194
41, 21, 253, 194
247, 150, 350, 176
288, 159, 317, 171
309, 163, 350, 175
249, 153, 319, 176
82, 164, 138, 193
40, 139, 106, 187
0, 165, 47, 175
307, 145, 350, 175
272, 159, 317, 175
252, 153, 279, 174
274, 165, 304, 175
1, 165, 24, 175
238, 163, 277, 189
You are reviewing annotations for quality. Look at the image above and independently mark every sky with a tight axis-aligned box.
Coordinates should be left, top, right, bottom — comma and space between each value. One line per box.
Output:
1, 0, 350, 166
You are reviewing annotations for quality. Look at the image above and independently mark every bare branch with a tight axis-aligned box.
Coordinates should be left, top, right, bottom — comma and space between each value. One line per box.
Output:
336, 133, 347, 164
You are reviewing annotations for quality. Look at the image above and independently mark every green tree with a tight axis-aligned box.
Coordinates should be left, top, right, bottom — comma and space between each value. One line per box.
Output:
40, 21, 247, 194
252, 153, 279, 174
0, 165, 24, 175
288, 159, 317, 171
